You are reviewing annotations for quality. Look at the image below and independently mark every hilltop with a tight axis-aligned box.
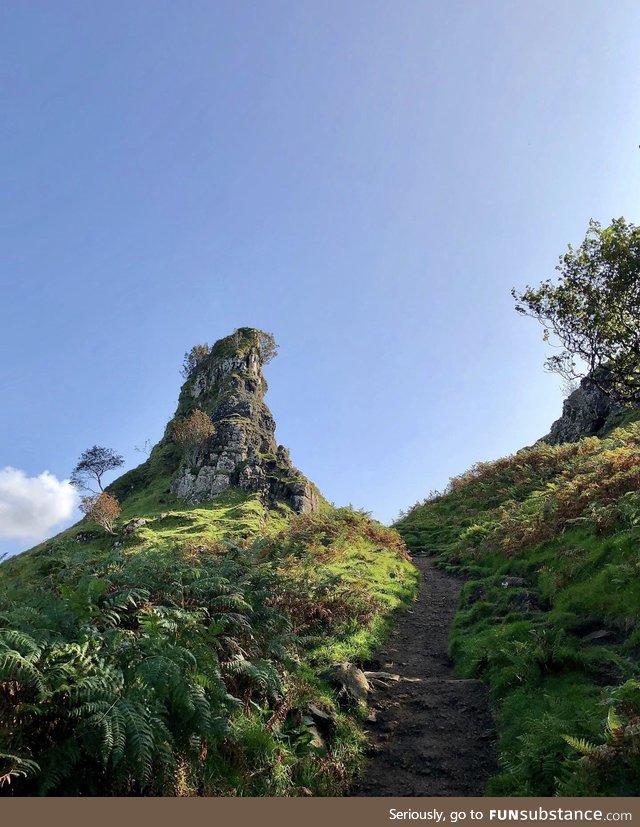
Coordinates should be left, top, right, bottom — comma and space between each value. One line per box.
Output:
0, 328, 417, 796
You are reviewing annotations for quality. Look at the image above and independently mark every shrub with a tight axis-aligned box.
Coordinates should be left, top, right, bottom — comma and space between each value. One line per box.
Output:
180, 344, 211, 379
79, 492, 121, 534
172, 410, 215, 456
0, 546, 293, 795
560, 680, 640, 795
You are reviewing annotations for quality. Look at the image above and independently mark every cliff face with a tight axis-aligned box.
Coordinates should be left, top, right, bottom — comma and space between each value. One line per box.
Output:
166, 328, 319, 513
541, 375, 627, 445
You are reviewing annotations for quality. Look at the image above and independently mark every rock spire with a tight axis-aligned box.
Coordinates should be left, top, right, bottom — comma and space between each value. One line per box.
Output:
166, 328, 319, 513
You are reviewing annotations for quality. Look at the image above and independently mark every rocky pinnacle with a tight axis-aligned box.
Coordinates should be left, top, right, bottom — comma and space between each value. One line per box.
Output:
167, 328, 320, 514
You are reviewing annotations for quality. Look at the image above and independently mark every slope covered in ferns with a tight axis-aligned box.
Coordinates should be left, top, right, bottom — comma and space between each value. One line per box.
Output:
0, 331, 418, 796
396, 418, 640, 795
1, 483, 416, 796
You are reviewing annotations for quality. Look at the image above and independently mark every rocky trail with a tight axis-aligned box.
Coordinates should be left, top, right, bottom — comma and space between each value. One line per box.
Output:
351, 556, 497, 796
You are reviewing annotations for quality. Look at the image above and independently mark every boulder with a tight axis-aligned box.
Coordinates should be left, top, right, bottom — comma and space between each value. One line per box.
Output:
306, 703, 337, 734
501, 576, 526, 588
320, 662, 370, 703
123, 518, 147, 534
364, 671, 402, 688
541, 374, 627, 445
581, 629, 616, 645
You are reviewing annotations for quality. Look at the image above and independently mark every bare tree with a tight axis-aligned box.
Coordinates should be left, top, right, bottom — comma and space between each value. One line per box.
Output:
134, 438, 153, 457
560, 377, 580, 398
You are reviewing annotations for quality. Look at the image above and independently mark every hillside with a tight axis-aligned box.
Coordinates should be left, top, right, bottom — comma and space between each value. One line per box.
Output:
396, 412, 640, 795
0, 329, 417, 796
4, 327, 639, 798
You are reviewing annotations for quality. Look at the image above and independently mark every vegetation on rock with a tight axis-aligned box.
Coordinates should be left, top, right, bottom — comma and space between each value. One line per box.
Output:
513, 217, 640, 404
163, 328, 318, 512
180, 343, 211, 379
172, 410, 216, 458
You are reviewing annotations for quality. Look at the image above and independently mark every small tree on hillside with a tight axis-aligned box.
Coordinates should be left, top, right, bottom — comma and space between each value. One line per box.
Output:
257, 331, 278, 365
80, 492, 121, 534
70, 446, 124, 493
173, 410, 215, 459
513, 217, 640, 404
180, 343, 211, 379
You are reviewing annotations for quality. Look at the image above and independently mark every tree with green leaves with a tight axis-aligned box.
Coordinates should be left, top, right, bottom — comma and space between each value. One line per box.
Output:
513, 217, 640, 404
257, 331, 278, 364
180, 343, 211, 378
70, 445, 124, 493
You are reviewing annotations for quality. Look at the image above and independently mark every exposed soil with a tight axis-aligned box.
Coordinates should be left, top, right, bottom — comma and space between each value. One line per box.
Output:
351, 556, 497, 796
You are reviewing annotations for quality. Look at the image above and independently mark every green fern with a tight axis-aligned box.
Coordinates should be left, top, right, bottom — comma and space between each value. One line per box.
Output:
606, 706, 623, 735
0, 517, 388, 796
0, 754, 40, 786
561, 735, 597, 756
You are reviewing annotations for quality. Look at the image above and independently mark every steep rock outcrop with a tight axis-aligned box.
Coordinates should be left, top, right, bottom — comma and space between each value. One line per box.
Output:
166, 328, 320, 513
541, 376, 627, 445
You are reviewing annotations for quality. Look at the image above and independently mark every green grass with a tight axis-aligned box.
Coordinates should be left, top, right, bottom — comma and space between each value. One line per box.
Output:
1, 476, 417, 796
2, 478, 291, 587
309, 539, 419, 664
395, 421, 640, 796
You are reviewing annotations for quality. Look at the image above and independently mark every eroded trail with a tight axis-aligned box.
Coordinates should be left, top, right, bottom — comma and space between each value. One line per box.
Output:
352, 556, 497, 796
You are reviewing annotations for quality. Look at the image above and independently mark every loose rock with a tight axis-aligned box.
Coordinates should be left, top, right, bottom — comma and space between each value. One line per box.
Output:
320, 662, 370, 703
501, 576, 526, 588
123, 518, 147, 534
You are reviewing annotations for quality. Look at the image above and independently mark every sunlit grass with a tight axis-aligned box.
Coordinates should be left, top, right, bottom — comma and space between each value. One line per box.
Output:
396, 420, 640, 796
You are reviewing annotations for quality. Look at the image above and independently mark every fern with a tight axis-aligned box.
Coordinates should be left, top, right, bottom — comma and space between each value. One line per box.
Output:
0, 754, 40, 786
0, 530, 335, 795
0, 648, 45, 695
561, 734, 597, 756
606, 706, 623, 735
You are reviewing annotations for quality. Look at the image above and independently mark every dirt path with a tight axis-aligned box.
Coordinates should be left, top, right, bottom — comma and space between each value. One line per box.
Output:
352, 556, 497, 796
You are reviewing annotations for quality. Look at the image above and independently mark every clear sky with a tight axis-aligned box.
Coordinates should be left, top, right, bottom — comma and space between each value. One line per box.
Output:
2, 1, 640, 557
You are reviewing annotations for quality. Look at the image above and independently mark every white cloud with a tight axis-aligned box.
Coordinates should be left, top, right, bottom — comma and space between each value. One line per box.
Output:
0, 467, 79, 541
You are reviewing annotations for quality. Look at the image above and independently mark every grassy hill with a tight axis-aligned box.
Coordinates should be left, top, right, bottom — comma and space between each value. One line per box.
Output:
0, 483, 416, 795
6, 323, 638, 797
1, 329, 418, 796
396, 420, 640, 795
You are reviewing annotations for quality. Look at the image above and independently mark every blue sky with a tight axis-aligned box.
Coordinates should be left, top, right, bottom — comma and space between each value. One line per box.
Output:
2, 1, 640, 556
